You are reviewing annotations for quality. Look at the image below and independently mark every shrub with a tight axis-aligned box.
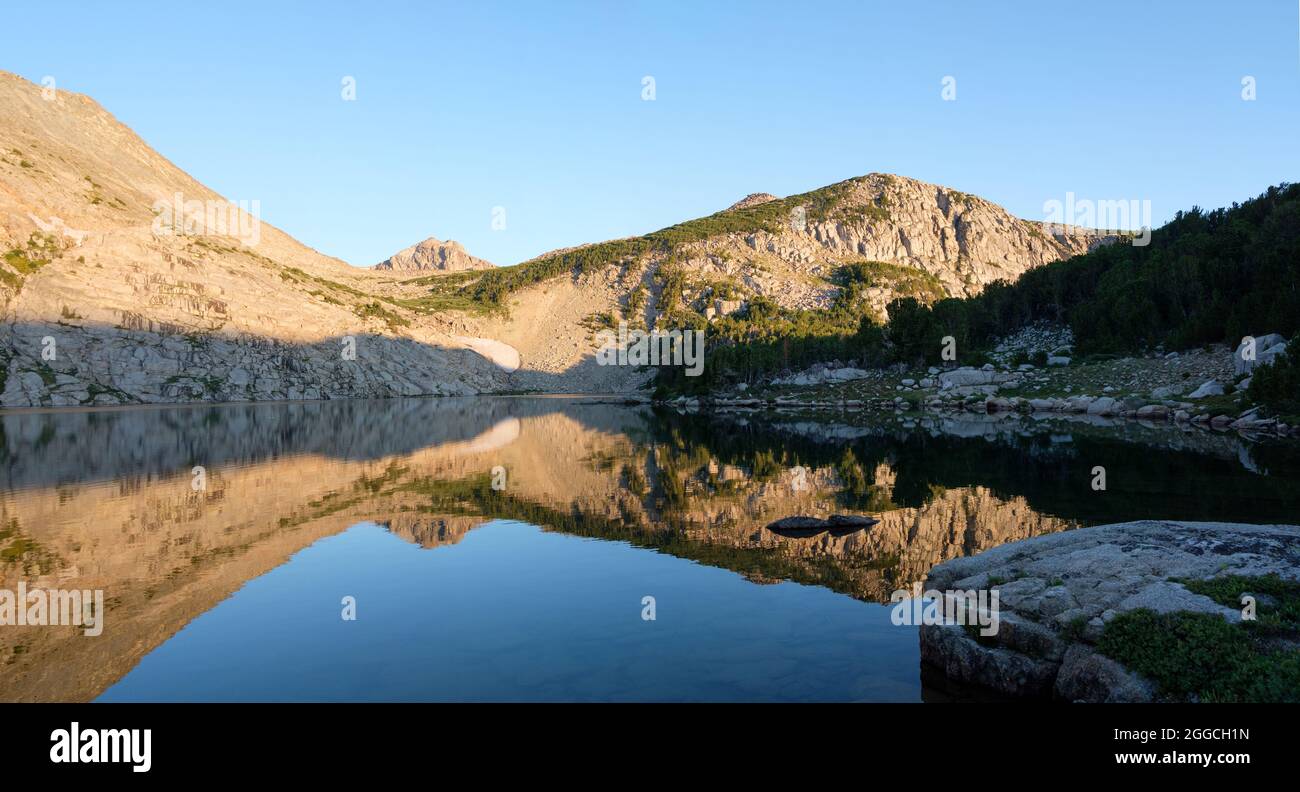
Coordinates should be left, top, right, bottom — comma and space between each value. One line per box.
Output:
1249, 335, 1300, 416
1098, 607, 1300, 702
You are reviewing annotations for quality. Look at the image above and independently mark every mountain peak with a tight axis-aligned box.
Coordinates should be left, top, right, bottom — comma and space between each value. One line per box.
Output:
372, 236, 495, 272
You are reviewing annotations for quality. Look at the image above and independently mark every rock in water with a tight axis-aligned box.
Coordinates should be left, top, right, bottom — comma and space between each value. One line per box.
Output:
766, 516, 829, 532
827, 514, 880, 528
766, 514, 879, 536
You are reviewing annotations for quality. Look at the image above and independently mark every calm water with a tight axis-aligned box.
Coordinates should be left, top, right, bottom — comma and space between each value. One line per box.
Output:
2, 397, 1298, 702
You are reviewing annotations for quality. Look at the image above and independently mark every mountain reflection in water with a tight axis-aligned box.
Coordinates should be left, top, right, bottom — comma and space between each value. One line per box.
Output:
2, 397, 1298, 701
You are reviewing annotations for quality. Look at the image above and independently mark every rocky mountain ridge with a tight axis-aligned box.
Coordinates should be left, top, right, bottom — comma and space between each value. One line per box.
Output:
388, 173, 1117, 391
2, 70, 1116, 403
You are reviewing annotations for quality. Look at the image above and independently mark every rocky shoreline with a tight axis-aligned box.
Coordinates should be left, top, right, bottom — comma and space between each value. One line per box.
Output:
667, 389, 1297, 439
918, 520, 1300, 702
661, 330, 1297, 439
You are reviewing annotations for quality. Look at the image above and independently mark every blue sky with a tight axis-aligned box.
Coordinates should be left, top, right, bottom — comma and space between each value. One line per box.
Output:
6, 0, 1298, 266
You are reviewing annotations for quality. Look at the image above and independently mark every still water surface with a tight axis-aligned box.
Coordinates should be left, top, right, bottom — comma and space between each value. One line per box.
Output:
2, 397, 1297, 701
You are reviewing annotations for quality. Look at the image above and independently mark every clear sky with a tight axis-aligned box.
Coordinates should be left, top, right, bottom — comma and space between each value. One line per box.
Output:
6, 0, 1298, 267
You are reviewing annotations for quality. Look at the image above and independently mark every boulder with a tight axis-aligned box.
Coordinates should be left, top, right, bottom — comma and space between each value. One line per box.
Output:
715, 299, 744, 316
1187, 379, 1224, 399
938, 368, 1007, 388
826, 367, 869, 381
1116, 581, 1241, 622
1054, 645, 1155, 703
1149, 383, 1187, 399
919, 624, 1058, 698
1233, 333, 1288, 375
1063, 396, 1093, 413
985, 397, 1013, 412
1085, 396, 1119, 415
1135, 404, 1169, 420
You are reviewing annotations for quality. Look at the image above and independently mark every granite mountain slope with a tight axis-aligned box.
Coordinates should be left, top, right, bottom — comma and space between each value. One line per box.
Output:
0, 71, 508, 407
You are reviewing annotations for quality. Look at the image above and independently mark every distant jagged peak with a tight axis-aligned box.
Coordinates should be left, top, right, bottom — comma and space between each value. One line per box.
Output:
372, 236, 494, 272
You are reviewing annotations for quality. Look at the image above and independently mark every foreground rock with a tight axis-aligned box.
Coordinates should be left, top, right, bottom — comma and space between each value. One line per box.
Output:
919, 520, 1300, 701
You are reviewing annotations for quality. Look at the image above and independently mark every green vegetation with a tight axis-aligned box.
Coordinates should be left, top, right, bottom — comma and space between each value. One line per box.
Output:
833, 448, 897, 511
279, 264, 428, 323
84, 175, 105, 205
1096, 574, 1300, 701
0, 518, 60, 576
580, 311, 618, 332
33, 362, 56, 387
1, 232, 60, 291
652, 261, 703, 330
281, 266, 370, 300
622, 464, 648, 497
701, 276, 742, 302
1098, 607, 1300, 702
391, 270, 497, 314
1249, 335, 1300, 417
164, 373, 224, 396
623, 281, 647, 324
83, 382, 136, 405
1181, 573, 1300, 636
656, 261, 948, 391
1059, 613, 1090, 642
79, 176, 126, 209
355, 301, 411, 330
6, 148, 34, 169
